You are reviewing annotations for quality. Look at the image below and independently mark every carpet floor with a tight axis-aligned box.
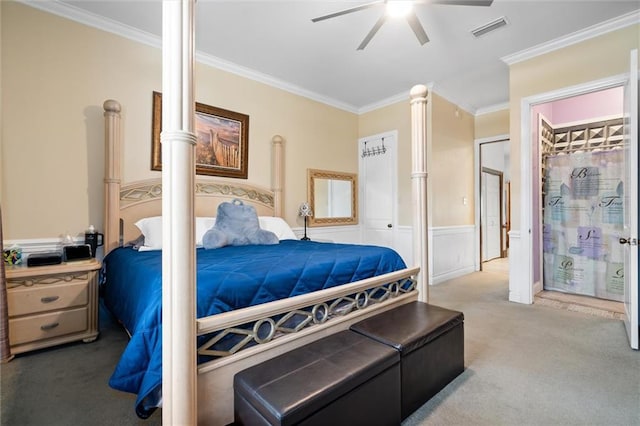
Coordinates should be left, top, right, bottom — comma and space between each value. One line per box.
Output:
1, 267, 638, 425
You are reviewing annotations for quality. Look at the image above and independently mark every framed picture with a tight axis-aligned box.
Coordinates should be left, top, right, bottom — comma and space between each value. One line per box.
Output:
152, 91, 249, 179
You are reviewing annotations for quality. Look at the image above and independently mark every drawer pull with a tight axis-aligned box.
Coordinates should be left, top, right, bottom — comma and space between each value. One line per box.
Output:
40, 296, 60, 304
40, 322, 60, 331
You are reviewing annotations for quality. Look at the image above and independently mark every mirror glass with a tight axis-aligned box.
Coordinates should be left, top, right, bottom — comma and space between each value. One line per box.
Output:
307, 169, 358, 226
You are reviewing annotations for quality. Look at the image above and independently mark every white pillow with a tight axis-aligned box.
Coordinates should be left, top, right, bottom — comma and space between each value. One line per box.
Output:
135, 216, 216, 251
135, 216, 163, 250
258, 216, 297, 240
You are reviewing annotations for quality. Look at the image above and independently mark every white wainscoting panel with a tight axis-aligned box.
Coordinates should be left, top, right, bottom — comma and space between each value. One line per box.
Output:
508, 230, 531, 304
355, 225, 476, 285
430, 226, 476, 284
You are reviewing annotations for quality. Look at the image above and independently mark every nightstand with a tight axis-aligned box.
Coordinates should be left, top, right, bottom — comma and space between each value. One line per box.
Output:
5, 259, 101, 354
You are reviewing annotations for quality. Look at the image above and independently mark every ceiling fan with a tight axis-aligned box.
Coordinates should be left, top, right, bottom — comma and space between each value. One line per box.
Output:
311, 0, 494, 50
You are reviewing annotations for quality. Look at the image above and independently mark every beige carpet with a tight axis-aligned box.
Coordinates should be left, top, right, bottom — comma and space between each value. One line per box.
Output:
404, 266, 639, 426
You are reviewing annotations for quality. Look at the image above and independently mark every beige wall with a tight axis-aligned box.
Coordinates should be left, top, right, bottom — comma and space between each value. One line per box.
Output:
475, 108, 509, 140
430, 93, 475, 227
1, 2, 357, 239
509, 24, 640, 230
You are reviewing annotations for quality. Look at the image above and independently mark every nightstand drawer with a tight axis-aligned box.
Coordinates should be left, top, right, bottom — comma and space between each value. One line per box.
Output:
9, 307, 89, 346
7, 281, 89, 317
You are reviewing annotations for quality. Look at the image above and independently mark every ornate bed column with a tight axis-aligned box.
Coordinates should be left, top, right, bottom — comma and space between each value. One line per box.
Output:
410, 85, 429, 303
162, 0, 197, 424
272, 135, 284, 217
103, 99, 122, 255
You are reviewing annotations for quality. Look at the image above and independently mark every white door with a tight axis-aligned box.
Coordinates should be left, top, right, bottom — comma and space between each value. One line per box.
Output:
359, 132, 397, 249
622, 49, 638, 350
482, 170, 502, 261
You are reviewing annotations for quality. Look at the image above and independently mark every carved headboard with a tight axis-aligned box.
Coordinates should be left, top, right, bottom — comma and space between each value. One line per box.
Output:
102, 100, 285, 254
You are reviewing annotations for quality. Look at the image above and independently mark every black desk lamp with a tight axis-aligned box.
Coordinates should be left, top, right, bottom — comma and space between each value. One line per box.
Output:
298, 202, 313, 241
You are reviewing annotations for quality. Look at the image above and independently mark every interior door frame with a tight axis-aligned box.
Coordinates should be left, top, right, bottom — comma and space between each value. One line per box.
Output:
622, 49, 638, 349
481, 167, 504, 262
474, 135, 509, 272
358, 130, 398, 249
515, 73, 630, 306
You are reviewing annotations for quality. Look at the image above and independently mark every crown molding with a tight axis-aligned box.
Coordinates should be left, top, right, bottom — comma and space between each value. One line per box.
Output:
19, 0, 360, 114
358, 91, 410, 114
502, 10, 640, 65
475, 102, 509, 116
194, 51, 359, 113
362, 82, 492, 117
358, 82, 439, 114
20, 0, 161, 50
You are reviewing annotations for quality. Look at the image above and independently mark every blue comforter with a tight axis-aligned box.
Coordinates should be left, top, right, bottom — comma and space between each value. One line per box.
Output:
102, 240, 406, 418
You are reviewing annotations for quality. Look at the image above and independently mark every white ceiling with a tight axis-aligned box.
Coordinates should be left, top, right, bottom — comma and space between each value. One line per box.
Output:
31, 0, 640, 114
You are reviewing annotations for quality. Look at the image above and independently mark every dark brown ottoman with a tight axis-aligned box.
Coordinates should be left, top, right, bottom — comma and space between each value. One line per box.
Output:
233, 330, 401, 426
350, 301, 464, 420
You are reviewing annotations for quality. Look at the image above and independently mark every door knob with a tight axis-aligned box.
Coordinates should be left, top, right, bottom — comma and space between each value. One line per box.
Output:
619, 237, 638, 246
387, 224, 392, 228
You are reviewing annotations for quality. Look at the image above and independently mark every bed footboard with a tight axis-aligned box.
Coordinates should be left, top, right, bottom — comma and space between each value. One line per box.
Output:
196, 266, 419, 425
197, 267, 418, 357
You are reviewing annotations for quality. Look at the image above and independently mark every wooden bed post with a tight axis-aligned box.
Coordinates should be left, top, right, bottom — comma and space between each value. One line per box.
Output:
272, 135, 284, 217
162, 0, 197, 424
410, 85, 429, 303
103, 99, 122, 255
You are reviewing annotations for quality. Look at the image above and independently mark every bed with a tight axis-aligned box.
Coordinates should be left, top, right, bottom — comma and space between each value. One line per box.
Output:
101, 89, 428, 424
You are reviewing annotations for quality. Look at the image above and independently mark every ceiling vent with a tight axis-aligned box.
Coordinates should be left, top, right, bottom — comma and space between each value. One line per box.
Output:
471, 16, 508, 38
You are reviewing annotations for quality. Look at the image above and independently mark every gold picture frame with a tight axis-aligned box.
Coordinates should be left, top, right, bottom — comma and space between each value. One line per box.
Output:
151, 91, 249, 179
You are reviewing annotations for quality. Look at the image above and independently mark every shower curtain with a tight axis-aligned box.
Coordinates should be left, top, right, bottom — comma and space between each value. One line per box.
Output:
542, 149, 624, 302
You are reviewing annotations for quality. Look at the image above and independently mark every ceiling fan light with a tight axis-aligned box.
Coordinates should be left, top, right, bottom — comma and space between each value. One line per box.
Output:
386, 1, 414, 18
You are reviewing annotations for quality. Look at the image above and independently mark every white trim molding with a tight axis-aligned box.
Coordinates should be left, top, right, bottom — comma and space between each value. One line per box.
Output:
502, 10, 640, 65
358, 83, 435, 115
475, 102, 509, 116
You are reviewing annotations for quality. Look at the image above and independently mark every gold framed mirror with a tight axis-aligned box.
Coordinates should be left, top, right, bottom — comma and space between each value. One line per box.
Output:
307, 169, 358, 227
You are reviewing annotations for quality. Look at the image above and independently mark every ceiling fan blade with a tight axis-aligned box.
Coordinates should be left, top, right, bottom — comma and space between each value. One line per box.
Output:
406, 11, 429, 45
357, 14, 387, 50
311, 1, 385, 23
425, 0, 493, 6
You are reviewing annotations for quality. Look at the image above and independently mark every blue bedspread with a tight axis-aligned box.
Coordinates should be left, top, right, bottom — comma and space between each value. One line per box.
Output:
102, 240, 406, 418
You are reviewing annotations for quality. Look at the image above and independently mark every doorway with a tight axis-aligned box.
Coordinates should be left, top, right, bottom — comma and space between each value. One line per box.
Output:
482, 168, 503, 262
517, 51, 638, 349
475, 137, 510, 272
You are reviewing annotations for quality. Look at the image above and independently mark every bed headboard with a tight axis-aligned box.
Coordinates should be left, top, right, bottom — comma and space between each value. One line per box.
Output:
103, 100, 285, 254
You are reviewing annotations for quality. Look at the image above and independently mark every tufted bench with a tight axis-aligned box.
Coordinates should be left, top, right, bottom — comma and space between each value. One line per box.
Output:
350, 301, 464, 419
233, 330, 401, 425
